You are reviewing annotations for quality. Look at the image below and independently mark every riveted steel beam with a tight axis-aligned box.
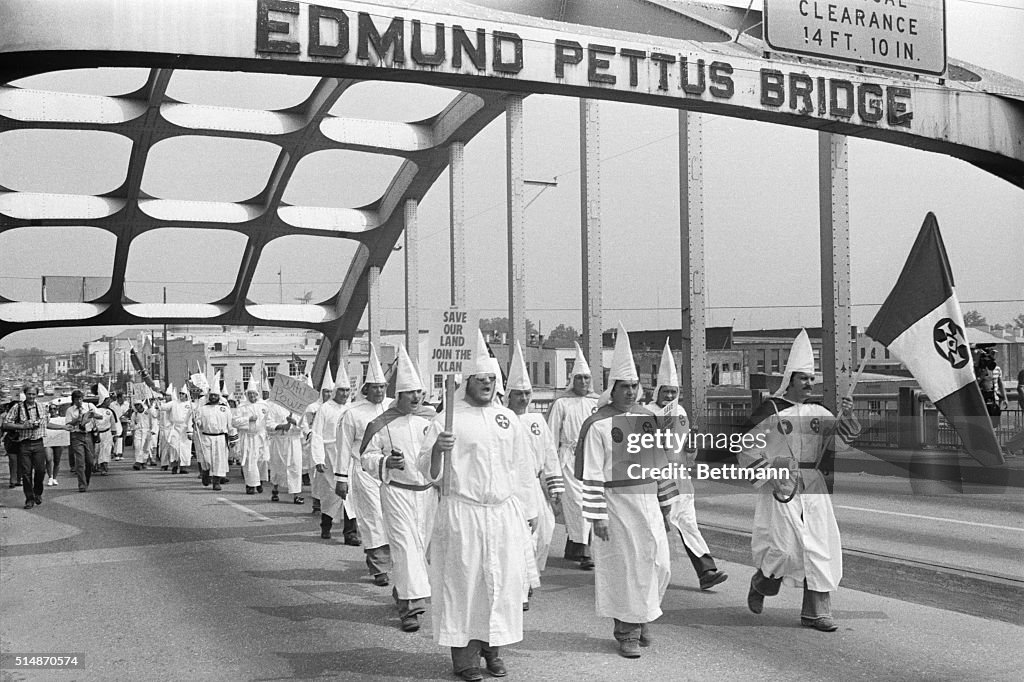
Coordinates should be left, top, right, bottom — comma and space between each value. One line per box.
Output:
819, 132, 852, 412
680, 110, 707, 421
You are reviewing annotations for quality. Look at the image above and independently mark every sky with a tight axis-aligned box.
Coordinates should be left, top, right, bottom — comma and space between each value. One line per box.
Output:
1, 0, 1022, 352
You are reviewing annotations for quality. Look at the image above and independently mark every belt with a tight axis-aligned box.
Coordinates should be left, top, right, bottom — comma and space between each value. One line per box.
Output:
388, 480, 432, 492
96, 429, 110, 434
202, 432, 226, 436
21, 437, 43, 443
797, 462, 818, 469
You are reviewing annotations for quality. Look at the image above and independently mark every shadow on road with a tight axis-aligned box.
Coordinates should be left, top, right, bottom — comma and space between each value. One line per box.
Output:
255, 648, 451, 680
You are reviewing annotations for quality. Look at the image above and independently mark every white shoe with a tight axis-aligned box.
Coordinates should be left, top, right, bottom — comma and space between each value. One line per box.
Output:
51, 478, 58, 486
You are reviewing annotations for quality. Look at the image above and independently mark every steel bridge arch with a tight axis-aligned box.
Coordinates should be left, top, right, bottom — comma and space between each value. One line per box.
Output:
1, 0, 1022, 384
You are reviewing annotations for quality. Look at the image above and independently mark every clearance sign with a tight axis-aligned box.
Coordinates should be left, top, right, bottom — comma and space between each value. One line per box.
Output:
765, 0, 946, 76
255, 0, 918, 129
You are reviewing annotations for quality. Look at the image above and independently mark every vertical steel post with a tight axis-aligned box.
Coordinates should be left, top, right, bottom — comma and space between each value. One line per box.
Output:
506, 95, 526, 356
819, 132, 852, 411
368, 265, 382, 352
580, 99, 603, 390
449, 142, 466, 308
404, 198, 419, 369
679, 110, 707, 421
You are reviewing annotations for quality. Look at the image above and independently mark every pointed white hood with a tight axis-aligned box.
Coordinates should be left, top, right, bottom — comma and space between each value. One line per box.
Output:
364, 343, 387, 386
333, 360, 351, 392
320, 365, 334, 395
652, 338, 679, 406
774, 328, 816, 398
395, 344, 425, 393
505, 341, 531, 392
598, 322, 639, 407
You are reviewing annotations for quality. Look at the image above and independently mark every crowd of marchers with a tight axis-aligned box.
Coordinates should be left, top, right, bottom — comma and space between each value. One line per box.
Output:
0, 326, 859, 681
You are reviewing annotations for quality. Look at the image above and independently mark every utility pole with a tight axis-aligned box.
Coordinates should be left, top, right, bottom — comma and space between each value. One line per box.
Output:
163, 287, 170, 387
278, 266, 283, 304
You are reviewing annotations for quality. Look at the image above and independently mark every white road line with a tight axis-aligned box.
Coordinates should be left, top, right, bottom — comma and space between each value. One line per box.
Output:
216, 497, 270, 522
835, 505, 1024, 532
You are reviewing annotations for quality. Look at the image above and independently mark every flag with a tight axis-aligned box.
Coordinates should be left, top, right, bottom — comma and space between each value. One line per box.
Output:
865, 213, 1002, 466
290, 351, 307, 373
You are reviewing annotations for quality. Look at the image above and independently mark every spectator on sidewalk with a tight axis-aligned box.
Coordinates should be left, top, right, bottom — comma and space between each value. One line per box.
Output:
44, 401, 70, 485
2, 385, 50, 509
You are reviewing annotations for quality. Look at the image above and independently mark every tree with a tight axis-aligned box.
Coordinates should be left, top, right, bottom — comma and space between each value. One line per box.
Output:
546, 323, 580, 343
962, 309, 987, 327
1013, 313, 1024, 329
479, 317, 537, 338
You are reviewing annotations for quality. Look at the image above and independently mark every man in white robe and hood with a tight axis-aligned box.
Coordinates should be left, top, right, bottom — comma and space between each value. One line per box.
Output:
195, 383, 236, 491
306, 367, 334, 512
547, 341, 600, 569
337, 344, 393, 585
420, 330, 538, 682
310, 362, 352, 538
265, 375, 307, 504
738, 329, 860, 632
233, 376, 269, 494
361, 345, 439, 633
649, 339, 728, 591
504, 341, 564, 602
576, 323, 678, 659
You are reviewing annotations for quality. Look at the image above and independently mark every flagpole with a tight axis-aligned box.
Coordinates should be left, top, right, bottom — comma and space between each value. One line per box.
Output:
845, 355, 869, 402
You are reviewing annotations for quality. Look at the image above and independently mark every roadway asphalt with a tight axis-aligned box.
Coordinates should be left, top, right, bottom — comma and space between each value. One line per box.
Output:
1, 458, 1022, 682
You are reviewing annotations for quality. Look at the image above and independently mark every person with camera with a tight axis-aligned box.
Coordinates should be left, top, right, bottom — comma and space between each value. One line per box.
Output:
64, 389, 99, 492
360, 345, 438, 633
975, 347, 1008, 429
2, 385, 50, 508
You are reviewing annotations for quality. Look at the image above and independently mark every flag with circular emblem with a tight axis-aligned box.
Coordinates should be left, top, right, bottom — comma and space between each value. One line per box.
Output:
865, 212, 1002, 466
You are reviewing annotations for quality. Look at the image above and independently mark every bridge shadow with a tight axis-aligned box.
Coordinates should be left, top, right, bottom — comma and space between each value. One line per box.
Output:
255, 648, 451, 681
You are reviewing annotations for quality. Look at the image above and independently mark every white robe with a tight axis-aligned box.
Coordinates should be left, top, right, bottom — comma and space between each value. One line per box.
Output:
650, 400, 710, 557
420, 399, 538, 648
581, 409, 676, 624
265, 401, 304, 494
738, 399, 858, 592
233, 400, 269, 487
547, 393, 598, 545
517, 411, 563, 573
338, 399, 393, 549
362, 410, 437, 601
94, 406, 119, 465
310, 399, 350, 519
157, 399, 173, 466
195, 402, 235, 477
163, 401, 192, 466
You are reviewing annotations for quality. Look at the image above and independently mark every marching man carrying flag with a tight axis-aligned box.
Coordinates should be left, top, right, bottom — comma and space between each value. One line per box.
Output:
738, 329, 860, 632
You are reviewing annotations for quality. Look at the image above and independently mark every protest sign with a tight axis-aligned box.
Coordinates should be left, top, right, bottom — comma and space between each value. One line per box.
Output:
129, 382, 154, 402
268, 372, 321, 415
428, 308, 480, 377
